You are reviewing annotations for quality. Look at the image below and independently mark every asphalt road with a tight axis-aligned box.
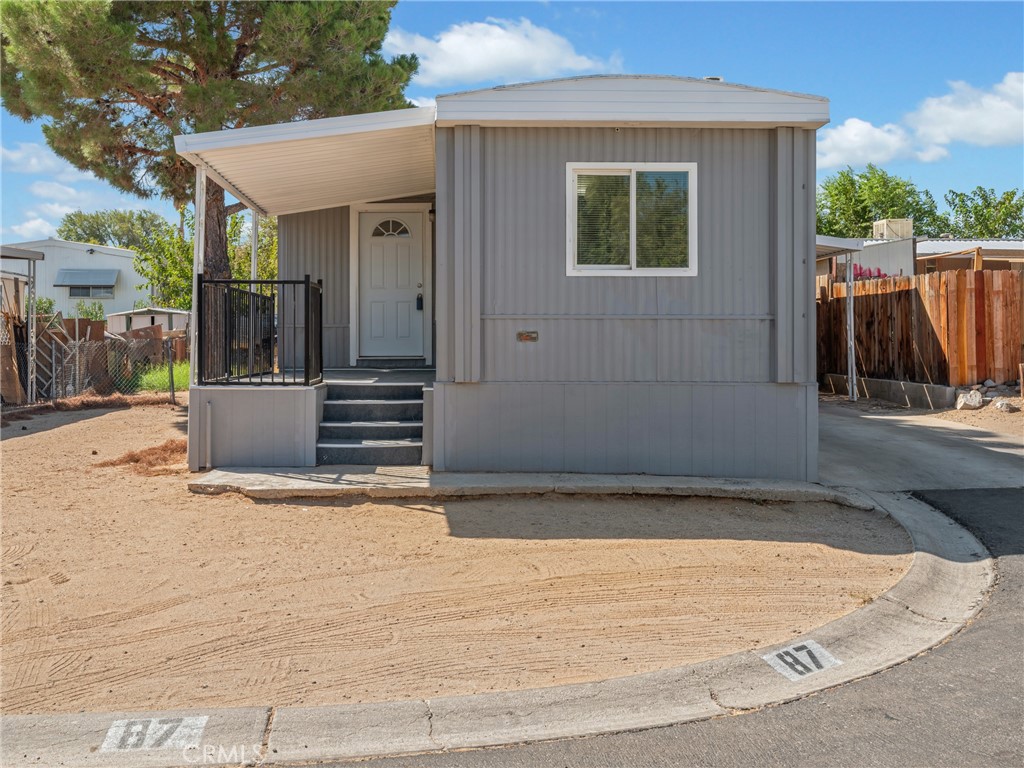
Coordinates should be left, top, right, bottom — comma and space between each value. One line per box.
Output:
329, 405, 1024, 768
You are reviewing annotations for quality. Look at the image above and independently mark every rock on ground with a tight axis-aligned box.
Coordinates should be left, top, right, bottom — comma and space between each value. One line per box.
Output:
956, 390, 984, 410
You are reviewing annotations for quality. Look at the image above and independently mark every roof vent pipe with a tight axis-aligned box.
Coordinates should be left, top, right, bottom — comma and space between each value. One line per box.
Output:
704, 76, 723, 81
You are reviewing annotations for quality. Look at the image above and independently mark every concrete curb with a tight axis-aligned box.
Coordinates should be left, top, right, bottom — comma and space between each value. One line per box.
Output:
188, 467, 876, 510
0, 492, 993, 767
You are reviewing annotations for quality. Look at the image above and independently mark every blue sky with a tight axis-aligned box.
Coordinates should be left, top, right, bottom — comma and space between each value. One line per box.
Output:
2, 1, 1022, 241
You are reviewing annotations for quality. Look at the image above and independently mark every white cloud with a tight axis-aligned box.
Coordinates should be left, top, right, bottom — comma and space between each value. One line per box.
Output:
385, 17, 620, 88
9, 217, 57, 240
408, 96, 437, 108
28, 180, 84, 202
35, 202, 78, 219
817, 72, 1023, 169
906, 71, 1023, 147
817, 118, 914, 169
1, 142, 91, 182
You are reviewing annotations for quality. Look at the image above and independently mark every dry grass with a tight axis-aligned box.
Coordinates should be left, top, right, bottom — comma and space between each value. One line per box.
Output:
1, 391, 172, 427
95, 438, 187, 475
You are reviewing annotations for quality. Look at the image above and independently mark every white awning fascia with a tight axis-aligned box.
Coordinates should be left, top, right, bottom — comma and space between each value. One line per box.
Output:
174, 107, 437, 216
815, 236, 864, 259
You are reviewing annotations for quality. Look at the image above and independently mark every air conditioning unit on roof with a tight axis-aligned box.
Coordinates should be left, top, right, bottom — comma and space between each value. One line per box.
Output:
872, 218, 913, 239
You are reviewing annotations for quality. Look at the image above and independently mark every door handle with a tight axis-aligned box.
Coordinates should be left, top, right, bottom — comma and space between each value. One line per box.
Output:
416, 294, 424, 311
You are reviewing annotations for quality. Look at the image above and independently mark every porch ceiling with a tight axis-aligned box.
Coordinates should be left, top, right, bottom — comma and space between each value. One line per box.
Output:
174, 107, 436, 217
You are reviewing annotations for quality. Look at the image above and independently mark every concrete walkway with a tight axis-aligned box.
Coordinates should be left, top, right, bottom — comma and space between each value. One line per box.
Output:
189, 465, 870, 505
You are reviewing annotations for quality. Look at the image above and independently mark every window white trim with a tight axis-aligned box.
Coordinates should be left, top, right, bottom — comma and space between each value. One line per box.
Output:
566, 161, 698, 277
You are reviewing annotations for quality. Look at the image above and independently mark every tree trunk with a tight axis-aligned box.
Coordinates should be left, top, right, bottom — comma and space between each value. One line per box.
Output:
203, 181, 230, 279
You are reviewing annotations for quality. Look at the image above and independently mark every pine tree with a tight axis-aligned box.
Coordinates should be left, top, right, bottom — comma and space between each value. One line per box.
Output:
2, 1, 417, 278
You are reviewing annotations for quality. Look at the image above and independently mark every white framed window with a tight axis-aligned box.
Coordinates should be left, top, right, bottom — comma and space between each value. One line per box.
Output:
566, 162, 698, 277
69, 286, 114, 299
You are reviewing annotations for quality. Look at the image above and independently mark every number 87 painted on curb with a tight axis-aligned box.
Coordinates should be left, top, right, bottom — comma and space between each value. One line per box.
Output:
763, 640, 843, 681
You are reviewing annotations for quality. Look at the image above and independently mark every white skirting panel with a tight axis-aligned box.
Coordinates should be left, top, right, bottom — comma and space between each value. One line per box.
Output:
188, 384, 326, 470
431, 381, 817, 481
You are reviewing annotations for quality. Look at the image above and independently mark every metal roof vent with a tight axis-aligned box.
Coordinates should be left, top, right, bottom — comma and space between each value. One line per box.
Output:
703, 76, 724, 82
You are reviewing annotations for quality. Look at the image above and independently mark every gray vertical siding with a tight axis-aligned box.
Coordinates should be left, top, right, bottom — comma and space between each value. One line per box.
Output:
433, 123, 819, 480
470, 126, 777, 383
435, 128, 455, 381
278, 206, 350, 368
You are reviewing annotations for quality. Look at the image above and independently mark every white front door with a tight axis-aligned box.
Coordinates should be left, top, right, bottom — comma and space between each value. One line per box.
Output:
358, 213, 425, 358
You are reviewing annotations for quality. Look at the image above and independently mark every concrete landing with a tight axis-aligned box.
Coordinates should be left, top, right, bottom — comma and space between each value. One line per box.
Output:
188, 467, 871, 507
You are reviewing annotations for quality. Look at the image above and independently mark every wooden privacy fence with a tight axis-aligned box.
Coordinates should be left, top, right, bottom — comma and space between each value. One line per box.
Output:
817, 269, 1023, 387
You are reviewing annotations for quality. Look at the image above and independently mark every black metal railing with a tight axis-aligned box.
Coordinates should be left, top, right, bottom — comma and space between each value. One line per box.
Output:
197, 274, 323, 386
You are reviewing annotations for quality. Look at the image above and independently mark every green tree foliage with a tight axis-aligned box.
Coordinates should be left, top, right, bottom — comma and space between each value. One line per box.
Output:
2, 1, 417, 278
133, 208, 277, 309
73, 300, 106, 320
33, 296, 56, 315
943, 187, 1024, 238
636, 171, 689, 268
56, 209, 168, 252
576, 174, 630, 265
817, 165, 947, 238
227, 214, 278, 281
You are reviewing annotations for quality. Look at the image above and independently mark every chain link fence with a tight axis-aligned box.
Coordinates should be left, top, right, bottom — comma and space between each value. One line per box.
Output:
7, 335, 189, 405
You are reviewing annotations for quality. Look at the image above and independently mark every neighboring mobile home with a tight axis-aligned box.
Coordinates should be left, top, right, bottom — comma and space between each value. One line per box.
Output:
0, 238, 150, 317
176, 76, 829, 481
106, 306, 191, 334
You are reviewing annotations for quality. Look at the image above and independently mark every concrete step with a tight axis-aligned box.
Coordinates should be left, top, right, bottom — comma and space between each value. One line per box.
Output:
356, 357, 430, 369
323, 399, 423, 422
316, 439, 423, 466
326, 382, 427, 400
318, 421, 423, 440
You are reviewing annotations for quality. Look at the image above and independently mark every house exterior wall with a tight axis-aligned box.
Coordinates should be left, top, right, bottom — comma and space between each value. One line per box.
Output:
278, 206, 351, 368
433, 125, 818, 480
0, 239, 149, 318
857, 239, 915, 277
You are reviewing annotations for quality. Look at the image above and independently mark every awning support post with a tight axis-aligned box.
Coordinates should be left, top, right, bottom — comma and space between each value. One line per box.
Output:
27, 259, 37, 404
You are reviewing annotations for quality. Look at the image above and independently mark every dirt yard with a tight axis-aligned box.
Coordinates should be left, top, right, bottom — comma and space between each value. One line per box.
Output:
1, 401, 912, 715
820, 391, 1024, 437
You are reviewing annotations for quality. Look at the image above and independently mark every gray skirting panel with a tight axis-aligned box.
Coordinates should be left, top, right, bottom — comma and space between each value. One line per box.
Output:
432, 381, 817, 481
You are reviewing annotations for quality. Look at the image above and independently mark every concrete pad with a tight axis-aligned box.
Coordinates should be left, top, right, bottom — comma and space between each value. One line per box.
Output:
190, 466, 872, 508
268, 700, 434, 762
0, 707, 268, 768
819, 403, 1023, 491
428, 668, 722, 750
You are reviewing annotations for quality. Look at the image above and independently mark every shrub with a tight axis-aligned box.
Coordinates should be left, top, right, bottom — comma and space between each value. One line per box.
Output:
137, 361, 190, 392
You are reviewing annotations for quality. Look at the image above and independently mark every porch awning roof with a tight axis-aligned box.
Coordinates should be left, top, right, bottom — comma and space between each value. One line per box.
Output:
174, 107, 436, 217
54, 269, 119, 287
815, 236, 864, 260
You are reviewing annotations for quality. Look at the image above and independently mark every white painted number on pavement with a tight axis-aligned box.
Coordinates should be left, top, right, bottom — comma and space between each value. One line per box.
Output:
763, 640, 842, 681
101, 716, 208, 751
